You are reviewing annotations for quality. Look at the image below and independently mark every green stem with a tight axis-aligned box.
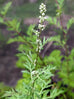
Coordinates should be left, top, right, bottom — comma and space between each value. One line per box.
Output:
55, 0, 70, 92
30, 70, 35, 99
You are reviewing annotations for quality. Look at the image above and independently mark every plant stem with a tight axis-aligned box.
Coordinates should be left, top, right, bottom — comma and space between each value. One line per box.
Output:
55, 0, 70, 90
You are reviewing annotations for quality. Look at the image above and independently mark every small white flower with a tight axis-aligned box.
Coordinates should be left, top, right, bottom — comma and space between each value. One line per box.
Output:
32, 71, 38, 75
36, 39, 40, 43
42, 13, 45, 16
40, 10, 43, 14
39, 16, 41, 18
38, 24, 45, 30
39, 18, 44, 23
38, 3, 46, 30
39, 3, 46, 14
34, 30, 40, 35
39, 46, 41, 50
35, 3, 47, 53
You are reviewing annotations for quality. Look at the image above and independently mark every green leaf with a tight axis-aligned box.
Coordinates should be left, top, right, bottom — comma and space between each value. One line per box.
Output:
67, 18, 74, 30
1, 2, 12, 16
47, 35, 60, 42
50, 88, 64, 99
22, 70, 30, 74
0, 17, 4, 23
7, 38, 17, 44
16, 22, 21, 31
